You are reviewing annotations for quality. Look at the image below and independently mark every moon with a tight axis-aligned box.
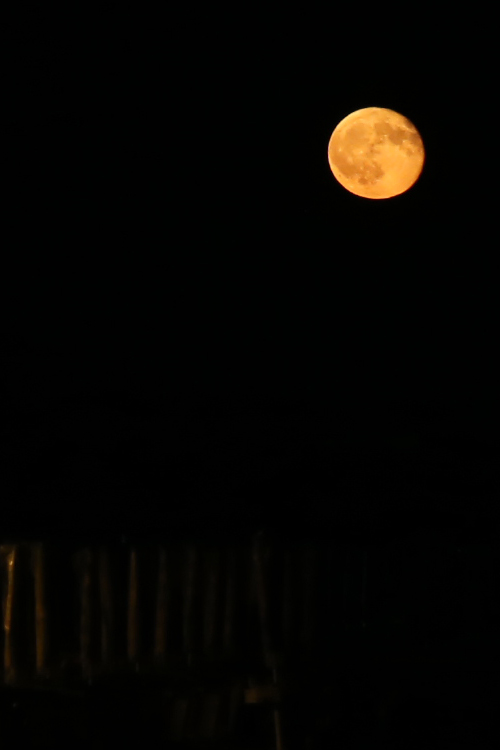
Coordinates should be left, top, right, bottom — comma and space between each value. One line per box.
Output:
327, 107, 425, 199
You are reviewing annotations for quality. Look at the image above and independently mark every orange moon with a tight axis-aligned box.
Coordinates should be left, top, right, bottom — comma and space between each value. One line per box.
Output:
327, 107, 425, 199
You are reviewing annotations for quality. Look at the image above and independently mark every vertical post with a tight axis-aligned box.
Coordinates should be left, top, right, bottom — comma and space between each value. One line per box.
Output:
253, 532, 284, 750
98, 547, 114, 668
273, 687, 284, 750
282, 545, 294, 654
3, 546, 17, 685
203, 547, 219, 659
127, 547, 140, 668
223, 546, 237, 658
246, 541, 258, 645
361, 548, 368, 627
253, 533, 273, 660
302, 541, 315, 656
227, 681, 243, 737
183, 543, 197, 667
155, 546, 168, 664
33, 543, 49, 678
199, 692, 220, 740
342, 547, 349, 630
169, 697, 189, 742
80, 548, 93, 682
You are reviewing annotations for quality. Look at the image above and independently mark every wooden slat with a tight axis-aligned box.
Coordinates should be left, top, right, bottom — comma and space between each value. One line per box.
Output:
154, 546, 169, 663
203, 546, 220, 657
183, 543, 197, 666
246, 541, 258, 628
169, 696, 189, 741
127, 548, 140, 666
223, 545, 237, 657
227, 681, 244, 736
282, 545, 294, 652
79, 548, 93, 682
361, 548, 368, 626
199, 691, 221, 739
253, 533, 273, 664
302, 541, 316, 655
184, 692, 202, 741
33, 543, 49, 677
98, 546, 115, 668
3, 546, 17, 684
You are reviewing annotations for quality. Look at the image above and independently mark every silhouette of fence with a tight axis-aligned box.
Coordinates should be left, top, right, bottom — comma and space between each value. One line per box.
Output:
1, 534, 496, 745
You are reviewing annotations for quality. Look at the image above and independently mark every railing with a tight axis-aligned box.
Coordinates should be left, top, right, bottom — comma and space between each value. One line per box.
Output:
0, 535, 392, 746
1, 534, 497, 745
0, 537, 347, 686
2, 541, 255, 665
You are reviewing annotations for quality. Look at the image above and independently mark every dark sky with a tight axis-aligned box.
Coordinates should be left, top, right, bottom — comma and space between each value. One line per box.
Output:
2, 7, 498, 542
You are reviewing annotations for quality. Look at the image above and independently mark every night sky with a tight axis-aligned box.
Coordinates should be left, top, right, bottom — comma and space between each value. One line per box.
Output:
3, 7, 498, 543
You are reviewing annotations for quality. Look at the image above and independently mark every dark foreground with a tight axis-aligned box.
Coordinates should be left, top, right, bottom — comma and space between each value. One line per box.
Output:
0, 531, 498, 749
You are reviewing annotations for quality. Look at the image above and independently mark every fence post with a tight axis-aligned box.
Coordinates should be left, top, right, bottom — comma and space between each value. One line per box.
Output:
98, 546, 115, 668
127, 547, 140, 669
203, 546, 219, 659
33, 542, 49, 678
183, 543, 197, 667
223, 545, 237, 658
155, 546, 168, 664
79, 548, 93, 683
3, 546, 17, 685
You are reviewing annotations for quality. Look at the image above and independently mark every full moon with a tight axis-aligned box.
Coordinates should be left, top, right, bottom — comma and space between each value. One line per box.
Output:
327, 107, 425, 199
